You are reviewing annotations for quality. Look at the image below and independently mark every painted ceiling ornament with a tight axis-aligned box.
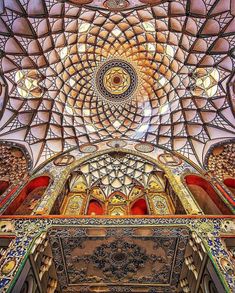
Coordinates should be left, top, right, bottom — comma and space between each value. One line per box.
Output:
0, 0, 234, 167
104, 0, 130, 11
220, 257, 235, 277
221, 220, 235, 235
139, 0, 164, 4
135, 143, 154, 153
189, 68, 220, 98
79, 143, 98, 153
1, 258, 16, 276
65, 0, 94, 5
14, 70, 44, 99
53, 154, 75, 166
158, 152, 182, 167
0, 221, 14, 233
91, 239, 148, 280
107, 139, 127, 148
95, 59, 138, 104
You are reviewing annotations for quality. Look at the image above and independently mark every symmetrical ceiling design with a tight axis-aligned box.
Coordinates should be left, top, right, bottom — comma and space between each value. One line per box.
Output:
95, 59, 139, 103
73, 151, 160, 196
49, 225, 190, 292
0, 0, 234, 167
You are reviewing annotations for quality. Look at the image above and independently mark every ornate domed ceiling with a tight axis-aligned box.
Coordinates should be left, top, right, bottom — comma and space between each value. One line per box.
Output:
0, 0, 234, 168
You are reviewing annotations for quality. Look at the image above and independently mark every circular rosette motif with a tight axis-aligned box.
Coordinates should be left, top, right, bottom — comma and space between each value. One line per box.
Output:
0, 1, 234, 166
91, 239, 148, 280
95, 59, 138, 103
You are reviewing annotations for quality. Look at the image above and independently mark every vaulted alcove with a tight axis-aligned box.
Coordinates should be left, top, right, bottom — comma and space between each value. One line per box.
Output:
184, 175, 232, 215
4, 176, 51, 215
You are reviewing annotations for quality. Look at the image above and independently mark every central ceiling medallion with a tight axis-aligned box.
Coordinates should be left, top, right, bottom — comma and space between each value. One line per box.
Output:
95, 59, 138, 104
91, 239, 147, 280
104, 0, 130, 11
103, 66, 130, 95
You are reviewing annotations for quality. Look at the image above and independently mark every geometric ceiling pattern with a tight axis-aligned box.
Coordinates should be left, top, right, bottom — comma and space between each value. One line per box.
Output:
0, 143, 28, 184
0, 0, 234, 168
207, 142, 235, 181
74, 151, 159, 196
49, 225, 190, 292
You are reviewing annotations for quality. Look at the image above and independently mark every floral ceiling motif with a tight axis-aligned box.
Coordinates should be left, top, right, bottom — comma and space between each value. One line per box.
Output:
48, 225, 190, 292
95, 58, 139, 103
1, 217, 235, 293
91, 239, 148, 279
0, 0, 234, 168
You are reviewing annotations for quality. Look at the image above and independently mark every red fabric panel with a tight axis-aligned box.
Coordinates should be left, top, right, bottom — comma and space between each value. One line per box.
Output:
3, 176, 50, 215
131, 198, 148, 215
87, 200, 104, 215
224, 178, 235, 188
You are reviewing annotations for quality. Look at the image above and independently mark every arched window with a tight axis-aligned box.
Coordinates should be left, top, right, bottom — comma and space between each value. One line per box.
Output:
184, 174, 232, 215
4, 176, 51, 215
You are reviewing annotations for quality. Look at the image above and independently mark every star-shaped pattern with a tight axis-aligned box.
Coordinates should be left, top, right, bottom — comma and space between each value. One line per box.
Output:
0, 0, 234, 168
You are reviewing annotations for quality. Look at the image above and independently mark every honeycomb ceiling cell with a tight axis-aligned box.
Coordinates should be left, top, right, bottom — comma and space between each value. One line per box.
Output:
207, 143, 235, 181
0, 0, 234, 167
0, 143, 30, 184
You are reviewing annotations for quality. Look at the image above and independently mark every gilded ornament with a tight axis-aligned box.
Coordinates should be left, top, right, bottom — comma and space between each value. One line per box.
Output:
1, 259, 16, 275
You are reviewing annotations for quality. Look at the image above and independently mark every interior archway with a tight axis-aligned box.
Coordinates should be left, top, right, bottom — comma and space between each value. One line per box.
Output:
47, 150, 189, 216
4, 176, 51, 215
184, 175, 232, 215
